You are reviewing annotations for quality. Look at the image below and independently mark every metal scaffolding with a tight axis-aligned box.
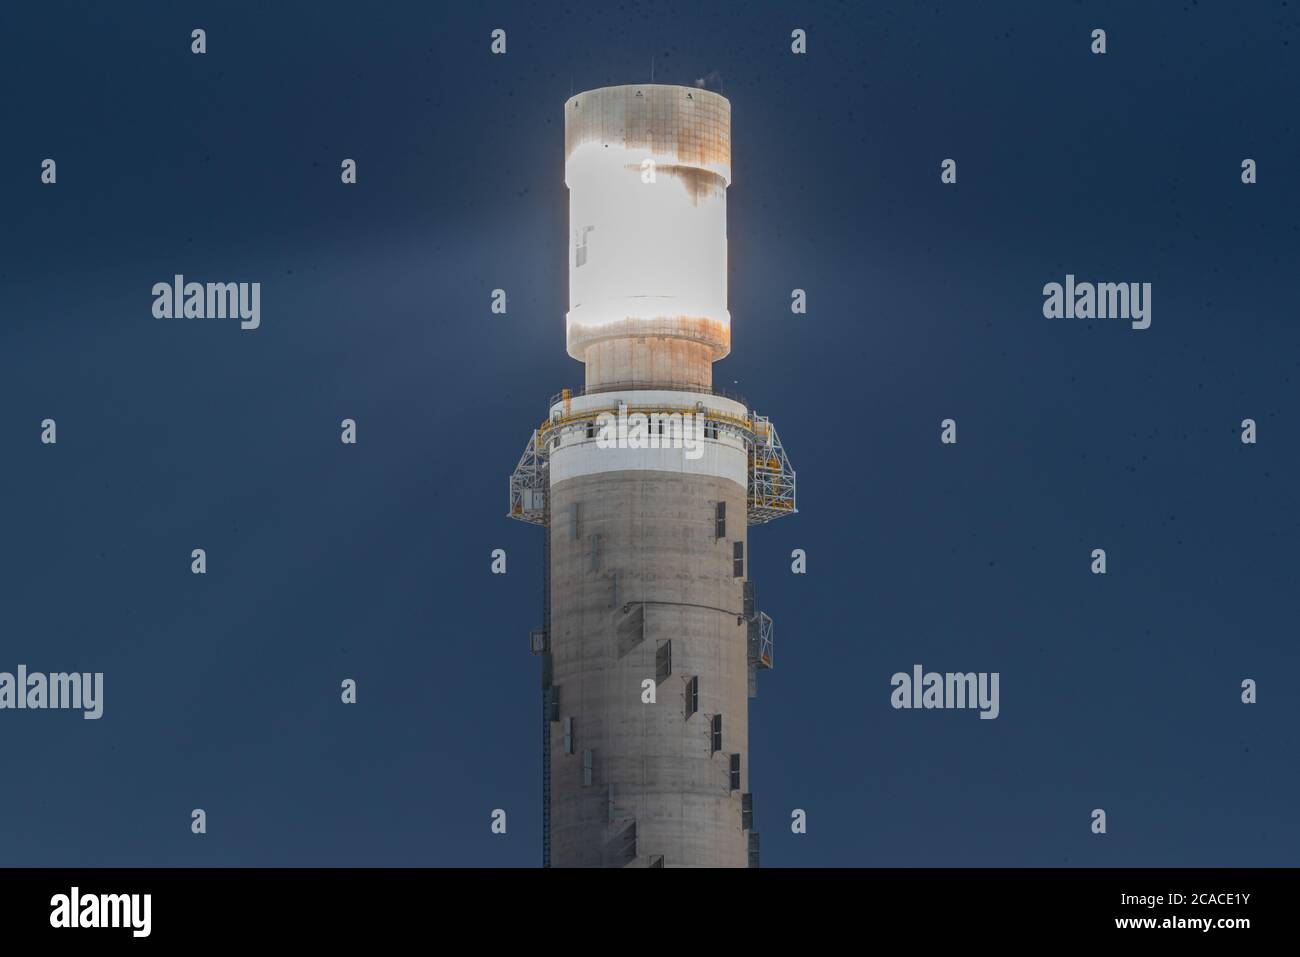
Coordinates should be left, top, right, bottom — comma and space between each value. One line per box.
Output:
744, 581, 774, 698
508, 429, 548, 525
509, 402, 797, 528
747, 415, 797, 524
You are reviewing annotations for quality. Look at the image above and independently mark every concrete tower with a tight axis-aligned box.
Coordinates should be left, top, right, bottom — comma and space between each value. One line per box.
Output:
510, 84, 796, 868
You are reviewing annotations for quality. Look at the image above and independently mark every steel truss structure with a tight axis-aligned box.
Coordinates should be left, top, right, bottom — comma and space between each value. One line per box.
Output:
509, 399, 797, 527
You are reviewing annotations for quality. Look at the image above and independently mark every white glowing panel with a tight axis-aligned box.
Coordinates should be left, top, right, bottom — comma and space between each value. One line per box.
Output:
567, 142, 729, 337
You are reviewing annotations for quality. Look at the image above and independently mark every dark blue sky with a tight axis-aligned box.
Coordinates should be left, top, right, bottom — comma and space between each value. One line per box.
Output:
2, 0, 1297, 866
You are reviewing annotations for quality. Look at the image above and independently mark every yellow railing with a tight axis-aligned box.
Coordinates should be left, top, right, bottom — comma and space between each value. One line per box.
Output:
537, 404, 753, 438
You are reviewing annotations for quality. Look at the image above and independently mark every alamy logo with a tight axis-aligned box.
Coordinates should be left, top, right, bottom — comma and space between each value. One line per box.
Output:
1042, 274, 1151, 330
50, 887, 150, 937
890, 664, 1000, 719
0, 665, 103, 719
594, 405, 706, 460
152, 274, 261, 330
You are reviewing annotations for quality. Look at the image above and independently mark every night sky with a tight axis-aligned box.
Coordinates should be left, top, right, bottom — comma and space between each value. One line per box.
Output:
2, 0, 1297, 867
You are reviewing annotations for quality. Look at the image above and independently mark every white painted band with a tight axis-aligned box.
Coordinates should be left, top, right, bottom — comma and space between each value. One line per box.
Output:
549, 440, 748, 489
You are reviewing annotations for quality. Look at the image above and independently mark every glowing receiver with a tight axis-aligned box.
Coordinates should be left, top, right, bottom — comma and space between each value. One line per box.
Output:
564, 85, 732, 376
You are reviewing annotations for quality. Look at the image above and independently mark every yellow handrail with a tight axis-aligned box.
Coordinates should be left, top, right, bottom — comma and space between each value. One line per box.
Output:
538, 404, 754, 438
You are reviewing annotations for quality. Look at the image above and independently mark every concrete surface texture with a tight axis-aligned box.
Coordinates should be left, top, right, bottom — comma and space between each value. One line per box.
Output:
548, 469, 750, 867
